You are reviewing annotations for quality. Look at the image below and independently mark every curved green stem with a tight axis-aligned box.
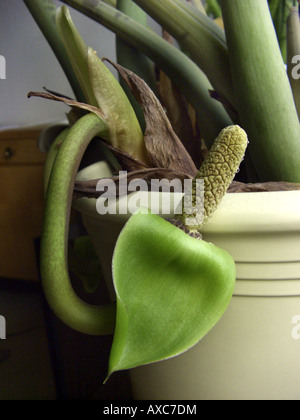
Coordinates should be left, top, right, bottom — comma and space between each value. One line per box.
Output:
134, 0, 233, 103
43, 127, 70, 195
41, 113, 116, 335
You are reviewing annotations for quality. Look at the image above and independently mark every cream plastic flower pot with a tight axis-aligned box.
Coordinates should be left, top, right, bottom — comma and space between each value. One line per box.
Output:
74, 161, 300, 401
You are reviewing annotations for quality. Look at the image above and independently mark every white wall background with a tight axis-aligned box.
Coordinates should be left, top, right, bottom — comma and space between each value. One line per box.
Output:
0, 0, 117, 128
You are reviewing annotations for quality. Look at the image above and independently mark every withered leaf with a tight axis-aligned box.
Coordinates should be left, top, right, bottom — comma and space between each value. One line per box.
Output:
104, 59, 197, 177
42, 86, 74, 100
27, 91, 106, 121
228, 181, 300, 193
158, 30, 204, 168
158, 71, 199, 159
98, 139, 149, 172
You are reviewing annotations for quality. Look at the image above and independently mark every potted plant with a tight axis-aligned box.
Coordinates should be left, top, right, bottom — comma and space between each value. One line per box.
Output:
24, 0, 300, 400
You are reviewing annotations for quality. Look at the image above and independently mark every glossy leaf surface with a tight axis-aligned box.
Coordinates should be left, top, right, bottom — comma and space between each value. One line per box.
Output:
108, 211, 236, 376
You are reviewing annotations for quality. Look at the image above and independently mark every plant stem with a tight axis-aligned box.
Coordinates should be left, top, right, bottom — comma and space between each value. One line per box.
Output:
43, 127, 70, 194
102, 0, 117, 6
41, 113, 116, 335
221, 0, 300, 182
287, 5, 300, 118
23, 0, 85, 102
61, 0, 233, 147
190, 0, 207, 15
116, 0, 157, 131
205, 0, 222, 18
269, 0, 295, 61
133, 0, 233, 104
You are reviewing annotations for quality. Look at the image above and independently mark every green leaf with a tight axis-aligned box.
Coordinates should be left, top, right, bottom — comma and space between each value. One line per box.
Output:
56, 5, 148, 163
107, 211, 236, 376
87, 50, 148, 163
56, 5, 98, 105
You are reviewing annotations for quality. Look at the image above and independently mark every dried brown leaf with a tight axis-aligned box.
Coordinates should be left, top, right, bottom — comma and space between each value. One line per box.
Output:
158, 30, 204, 166
27, 91, 106, 120
98, 140, 149, 172
158, 71, 197, 156
104, 59, 197, 177
228, 181, 300, 193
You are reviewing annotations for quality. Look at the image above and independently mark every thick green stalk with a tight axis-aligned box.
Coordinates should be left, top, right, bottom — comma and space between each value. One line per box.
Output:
116, 0, 157, 131
221, 0, 300, 182
43, 127, 70, 194
287, 5, 300, 118
61, 0, 233, 147
23, 0, 85, 102
133, 0, 233, 103
41, 113, 115, 335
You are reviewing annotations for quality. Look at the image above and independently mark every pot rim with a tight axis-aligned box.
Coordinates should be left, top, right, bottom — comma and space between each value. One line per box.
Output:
74, 161, 300, 234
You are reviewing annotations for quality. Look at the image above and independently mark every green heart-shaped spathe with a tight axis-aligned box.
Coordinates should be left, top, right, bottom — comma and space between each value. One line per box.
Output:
108, 211, 236, 377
